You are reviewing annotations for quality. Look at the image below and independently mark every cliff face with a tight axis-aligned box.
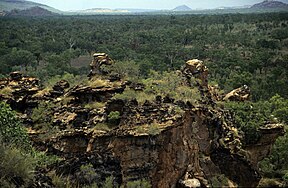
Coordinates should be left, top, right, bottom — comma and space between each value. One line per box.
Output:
0, 59, 284, 187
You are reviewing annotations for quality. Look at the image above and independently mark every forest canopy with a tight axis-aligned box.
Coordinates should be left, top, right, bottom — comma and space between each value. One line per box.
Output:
0, 12, 287, 101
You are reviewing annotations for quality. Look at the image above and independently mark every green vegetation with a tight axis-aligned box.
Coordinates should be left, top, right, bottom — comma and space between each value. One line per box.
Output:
113, 70, 201, 104
84, 101, 106, 109
124, 179, 151, 188
0, 102, 33, 187
0, 13, 287, 100
108, 111, 121, 125
0, 12, 287, 187
93, 123, 111, 132
225, 94, 288, 144
45, 72, 85, 88
0, 102, 63, 187
0, 102, 30, 150
0, 143, 35, 188
224, 95, 288, 183
31, 101, 55, 131
210, 174, 230, 187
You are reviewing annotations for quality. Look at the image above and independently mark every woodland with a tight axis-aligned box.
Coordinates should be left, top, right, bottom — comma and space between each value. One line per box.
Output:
0, 12, 288, 187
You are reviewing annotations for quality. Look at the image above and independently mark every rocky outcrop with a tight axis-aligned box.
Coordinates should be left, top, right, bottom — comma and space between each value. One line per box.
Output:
244, 123, 285, 168
1, 59, 284, 187
223, 85, 250, 101
0, 71, 40, 112
88, 53, 114, 77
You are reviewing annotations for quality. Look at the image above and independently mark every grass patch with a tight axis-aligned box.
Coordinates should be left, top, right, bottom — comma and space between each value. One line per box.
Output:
0, 87, 13, 96
113, 88, 155, 104
88, 77, 110, 88
147, 122, 161, 136
84, 102, 106, 109
93, 123, 111, 132
0, 143, 35, 187
32, 88, 50, 98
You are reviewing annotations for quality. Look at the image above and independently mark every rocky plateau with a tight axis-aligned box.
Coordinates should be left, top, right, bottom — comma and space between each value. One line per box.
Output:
0, 55, 284, 187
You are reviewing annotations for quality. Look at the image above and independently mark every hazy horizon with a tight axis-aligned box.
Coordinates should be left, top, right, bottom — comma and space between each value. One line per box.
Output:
28, 0, 288, 11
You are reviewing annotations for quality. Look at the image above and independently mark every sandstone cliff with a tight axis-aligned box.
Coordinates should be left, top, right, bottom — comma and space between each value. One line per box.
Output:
0, 58, 284, 188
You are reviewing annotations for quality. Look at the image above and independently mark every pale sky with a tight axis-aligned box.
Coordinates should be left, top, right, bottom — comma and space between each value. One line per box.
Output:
31, 0, 288, 11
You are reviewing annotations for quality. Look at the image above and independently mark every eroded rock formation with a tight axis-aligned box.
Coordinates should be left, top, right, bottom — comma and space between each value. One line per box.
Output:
223, 85, 250, 101
88, 53, 114, 77
0, 58, 284, 188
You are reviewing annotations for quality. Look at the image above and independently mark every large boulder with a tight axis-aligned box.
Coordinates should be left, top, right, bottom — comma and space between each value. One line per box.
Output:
223, 85, 250, 101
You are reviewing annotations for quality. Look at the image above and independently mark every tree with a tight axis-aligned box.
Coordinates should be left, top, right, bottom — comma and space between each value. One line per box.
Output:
6, 48, 36, 71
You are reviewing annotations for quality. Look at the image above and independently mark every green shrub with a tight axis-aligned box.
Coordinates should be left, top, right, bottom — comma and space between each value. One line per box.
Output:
31, 101, 55, 131
102, 176, 115, 188
0, 102, 31, 150
44, 72, 87, 88
148, 123, 161, 136
33, 151, 61, 167
125, 179, 151, 188
224, 101, 265, 145
103, 60, 140, 81
93, 123, 111, 132
108, 111, 121, 125
0, 142, 35, 187
78, 164, 98, 185
113, 88, 155, 104
49, 171, 73, 188
210, 174, 229, 187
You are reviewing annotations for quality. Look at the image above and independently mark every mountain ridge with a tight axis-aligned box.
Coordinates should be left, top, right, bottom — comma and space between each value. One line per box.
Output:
172, 5, 192, 11
1, 0, 288, 16
0, 0, 62, 13
6, 5, 58, 16
251, 0, 288, 8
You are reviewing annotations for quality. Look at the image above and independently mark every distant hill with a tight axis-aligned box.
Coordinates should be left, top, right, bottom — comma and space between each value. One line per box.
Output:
68, 8, 129, 14
0, 0, 61, 13
172, 5, 192, 11
251, 0, 288, 9
7, 6, 58, 16
68, 8, 157, 15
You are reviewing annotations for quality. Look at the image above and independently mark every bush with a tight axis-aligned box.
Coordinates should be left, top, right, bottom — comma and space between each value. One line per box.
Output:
125, 179, 151, 188
33, 151, 61, 167
0, 143, 35, 187
224, 101, 267, 145
93, 123, 111, 132
0, 102, 30, 150
113, 88, 155, 104
0, 102, 36, 187
108, 111, 121, 125
31, 101, 55, 131
102, 176, 115, 188
108, 60, 140, 81
76, 164, 98, 185
113, 70, 200, 105
148, 122, 161, 136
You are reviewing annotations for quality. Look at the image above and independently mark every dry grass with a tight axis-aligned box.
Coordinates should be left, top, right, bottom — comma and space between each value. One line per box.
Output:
113, 88, 155, 104
88, 77, 110, 88
84, 102, 106, 109
32, 88, 50, 98
0, 87, 13, 96
93, 123, 111, 132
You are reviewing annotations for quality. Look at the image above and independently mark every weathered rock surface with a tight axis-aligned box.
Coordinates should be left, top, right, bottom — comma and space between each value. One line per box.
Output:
0, 71, 40, 112
223, 85, 250, 101
1, 59, 284, 188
